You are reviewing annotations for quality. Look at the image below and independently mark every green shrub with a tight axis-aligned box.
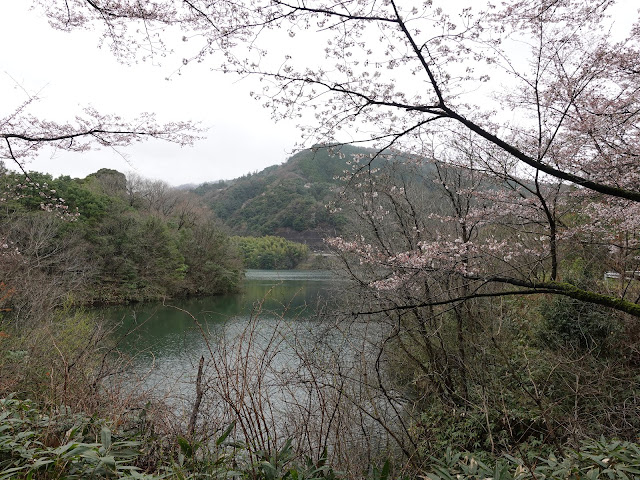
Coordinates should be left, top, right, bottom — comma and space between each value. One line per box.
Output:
0, 396, 157, 479
538, 295, 621, 352
423, 438, 640, 480
0, 397, 344, 480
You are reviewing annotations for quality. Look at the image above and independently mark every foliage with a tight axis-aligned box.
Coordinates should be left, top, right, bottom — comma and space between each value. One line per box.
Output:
4, 396, 640, 480
233, 235, 309, 269
0, 304, 114, 409
179, 223, 243, 295
366, 278, 640, 465
0, 396, 344, 480
0, 169, 243, 311
423, 438, 640, 480
195, 145, 354, 240
538, 295, 622, 353
0, 396, 155, 479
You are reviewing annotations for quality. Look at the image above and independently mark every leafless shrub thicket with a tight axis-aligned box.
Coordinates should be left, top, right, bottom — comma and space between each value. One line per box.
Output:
166, 292, 417, 475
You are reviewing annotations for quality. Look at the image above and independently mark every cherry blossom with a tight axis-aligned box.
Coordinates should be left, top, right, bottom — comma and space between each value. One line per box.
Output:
26, 0, 640, 315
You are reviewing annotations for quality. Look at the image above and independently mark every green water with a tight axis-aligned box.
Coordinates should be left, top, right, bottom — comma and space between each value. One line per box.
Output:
107, 270, 334, 354
103, 270, 337, 399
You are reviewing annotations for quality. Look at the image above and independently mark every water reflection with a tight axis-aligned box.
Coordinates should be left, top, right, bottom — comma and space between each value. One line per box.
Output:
101, 270, 338, 406
105, 269, 335, 357
102, 269, 396, 462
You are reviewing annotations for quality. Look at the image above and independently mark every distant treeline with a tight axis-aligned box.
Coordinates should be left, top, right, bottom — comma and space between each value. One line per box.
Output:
232, 235, 309, 269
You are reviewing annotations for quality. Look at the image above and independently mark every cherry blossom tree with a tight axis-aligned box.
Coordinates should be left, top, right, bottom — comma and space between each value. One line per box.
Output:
1, 101, 197, 172
322, 135, 639, 457
30, 0, 640, 316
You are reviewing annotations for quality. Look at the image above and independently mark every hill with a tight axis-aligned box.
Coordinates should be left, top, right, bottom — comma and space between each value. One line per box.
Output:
0, 168, 244, 311
193, 144, 378, 248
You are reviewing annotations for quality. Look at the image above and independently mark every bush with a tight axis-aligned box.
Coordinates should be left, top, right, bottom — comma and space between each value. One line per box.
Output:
422, 438, 640, 480
538, 295, 621, 353
0, 396, 153, 479
0, 397, 343, 480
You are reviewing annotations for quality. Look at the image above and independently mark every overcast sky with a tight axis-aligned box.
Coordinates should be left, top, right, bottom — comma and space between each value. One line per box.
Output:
0, 2, 301, 186
2, 2, 636, 186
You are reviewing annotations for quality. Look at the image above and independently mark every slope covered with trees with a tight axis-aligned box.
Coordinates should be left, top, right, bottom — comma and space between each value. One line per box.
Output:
232, 235, 309, 269
193, 145, 370, 244
0, 167, 243, 323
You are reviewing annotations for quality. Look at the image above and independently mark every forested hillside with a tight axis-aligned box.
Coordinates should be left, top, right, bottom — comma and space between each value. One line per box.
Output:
0, 168, 243, 323
193, 145, 378, 245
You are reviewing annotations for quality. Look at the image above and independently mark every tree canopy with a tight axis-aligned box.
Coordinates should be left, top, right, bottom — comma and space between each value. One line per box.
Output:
0, 169, 243, 324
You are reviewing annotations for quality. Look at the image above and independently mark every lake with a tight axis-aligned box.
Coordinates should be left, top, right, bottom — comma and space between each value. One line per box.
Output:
103, 269, 398, 466
104, 269, 339, 409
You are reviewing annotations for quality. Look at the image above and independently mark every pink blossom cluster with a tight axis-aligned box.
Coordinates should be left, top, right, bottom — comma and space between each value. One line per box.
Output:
0, 237, 20, 258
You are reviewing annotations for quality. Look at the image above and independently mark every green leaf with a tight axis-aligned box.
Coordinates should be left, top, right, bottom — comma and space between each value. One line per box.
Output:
380, 459, 391, 480
216, 420, 236, 446
52, 441, 79, 456
0, 466, 28, 480
99, 454, 116, 469
100, 426, 112, 452
177, 436, 193, 458
31, 457, 54, 469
